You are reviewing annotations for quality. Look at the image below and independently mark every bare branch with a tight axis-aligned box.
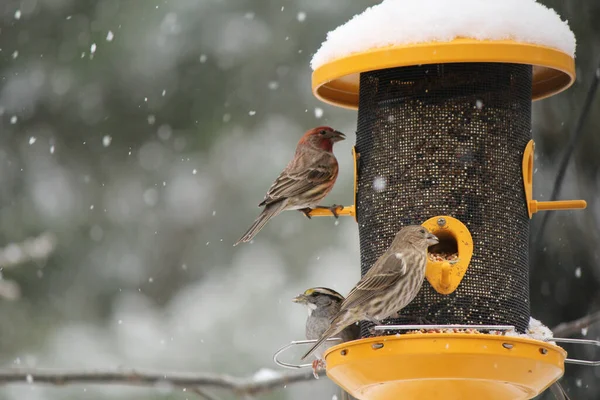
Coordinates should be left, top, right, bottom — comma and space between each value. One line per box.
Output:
0, 368, 323, 397
552, 310, 600, 338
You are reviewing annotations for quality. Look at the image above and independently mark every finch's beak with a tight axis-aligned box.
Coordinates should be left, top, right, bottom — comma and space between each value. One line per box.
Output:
426, 233, 439, 246
330, 130, 346, 142
292, 294, 307, 304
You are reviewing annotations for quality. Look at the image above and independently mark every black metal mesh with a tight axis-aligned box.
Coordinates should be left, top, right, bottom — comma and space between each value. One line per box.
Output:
356, 63, 532, 337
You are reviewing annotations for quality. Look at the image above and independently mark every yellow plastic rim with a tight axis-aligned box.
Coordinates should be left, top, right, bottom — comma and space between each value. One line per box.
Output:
312, 39, 575, 109
324, 334, 566, 400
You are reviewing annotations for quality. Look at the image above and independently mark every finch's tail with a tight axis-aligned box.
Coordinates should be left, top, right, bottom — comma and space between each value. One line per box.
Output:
301, 321, 340, 361
234, 202, 285, 246
550, 382, 570, 400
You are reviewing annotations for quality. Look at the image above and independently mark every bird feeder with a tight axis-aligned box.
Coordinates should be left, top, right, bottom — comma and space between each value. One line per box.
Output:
304, 1, 592, 399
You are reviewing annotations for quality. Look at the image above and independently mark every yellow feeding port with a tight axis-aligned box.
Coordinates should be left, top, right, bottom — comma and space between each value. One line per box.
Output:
324, 334, 566, 400
422, 216, 473, 295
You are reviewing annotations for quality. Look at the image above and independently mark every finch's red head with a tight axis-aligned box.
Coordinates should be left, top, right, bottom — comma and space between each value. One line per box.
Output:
299, 126, 345, 152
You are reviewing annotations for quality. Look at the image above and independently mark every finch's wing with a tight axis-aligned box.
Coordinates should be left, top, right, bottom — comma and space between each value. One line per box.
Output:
340, 252, 407, 311
260, 158, 337, 206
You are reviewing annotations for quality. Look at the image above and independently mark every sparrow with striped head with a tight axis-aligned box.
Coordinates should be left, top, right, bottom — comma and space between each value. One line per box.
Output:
234, 126, 345, 246
293, 287, 359, 400
301, 225, 439, 360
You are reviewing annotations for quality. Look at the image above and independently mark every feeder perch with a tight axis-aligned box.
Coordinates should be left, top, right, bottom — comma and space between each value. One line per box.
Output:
422, 215, 473, 295
522, 140, 587, 218
305, 1, 588, 399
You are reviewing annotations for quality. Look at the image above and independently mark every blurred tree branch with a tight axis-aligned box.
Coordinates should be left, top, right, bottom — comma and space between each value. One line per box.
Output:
0, 368, 322, 398
552, 310, 600, 337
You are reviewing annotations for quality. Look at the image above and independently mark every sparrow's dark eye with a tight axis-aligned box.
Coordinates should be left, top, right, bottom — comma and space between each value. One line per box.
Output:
319, 130, 327, 135
420, 229, 426, 234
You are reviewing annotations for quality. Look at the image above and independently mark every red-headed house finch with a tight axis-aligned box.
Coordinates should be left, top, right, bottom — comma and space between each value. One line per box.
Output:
234, 126, 345, 246
301, 225, 439, 360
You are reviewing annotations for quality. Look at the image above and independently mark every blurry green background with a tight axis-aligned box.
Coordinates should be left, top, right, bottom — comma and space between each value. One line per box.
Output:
0, 0, 599, 399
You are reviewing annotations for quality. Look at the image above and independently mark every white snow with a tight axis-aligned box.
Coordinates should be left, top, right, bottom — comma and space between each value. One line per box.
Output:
373, 176, 387, 192
504, 317, 554, 342
106, 31, 114, 42
102, 135, 112, 147
252, 368, 282, 382
311, 0, 576, 70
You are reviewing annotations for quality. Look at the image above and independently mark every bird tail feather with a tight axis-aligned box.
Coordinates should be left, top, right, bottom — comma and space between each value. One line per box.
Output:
234, 202, 285, 246
301, 323, 339, 360
550, 382, 570, 400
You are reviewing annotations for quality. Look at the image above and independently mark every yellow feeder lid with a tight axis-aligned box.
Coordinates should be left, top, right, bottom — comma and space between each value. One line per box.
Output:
312, 39, 575, 109
324, 334, 566, 400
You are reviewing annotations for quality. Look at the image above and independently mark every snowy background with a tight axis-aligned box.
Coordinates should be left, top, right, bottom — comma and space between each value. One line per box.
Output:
0, 0, 599, 399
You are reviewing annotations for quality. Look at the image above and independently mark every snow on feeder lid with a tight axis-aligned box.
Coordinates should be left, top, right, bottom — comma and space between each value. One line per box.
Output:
311, 0, 576, 109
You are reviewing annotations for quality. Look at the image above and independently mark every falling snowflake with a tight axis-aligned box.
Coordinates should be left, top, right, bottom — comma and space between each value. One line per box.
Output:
14, 10, 21, 20
248, 110, 256, 116
314, 107, 323, 118
50, 145, 55, 154
575, 267, 581, 278
106, 31, 114, 41
373, 176, 387, 192
90, 43, 97, 54
199, 54, 207, 63
12, 51, 19, 59
102, 135, 112, 147
268, 81, 279, 90
192, 169, 197, 175
10, 116, 18, 124
475, 99, 484, 109
297, 12, 306, 22
581, 327, 588, 336
28, 137, 37, 145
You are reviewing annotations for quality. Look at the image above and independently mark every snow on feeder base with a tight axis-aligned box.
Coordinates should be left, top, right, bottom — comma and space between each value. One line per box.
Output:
309, 1, 585, 399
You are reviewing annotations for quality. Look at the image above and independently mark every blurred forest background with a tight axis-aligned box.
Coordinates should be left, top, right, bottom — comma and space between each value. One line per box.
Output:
0, 0, 599, 399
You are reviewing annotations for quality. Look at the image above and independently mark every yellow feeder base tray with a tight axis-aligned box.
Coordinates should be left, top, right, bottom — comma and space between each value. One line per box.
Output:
312, 39, 575, 109
324, 334, 566, 400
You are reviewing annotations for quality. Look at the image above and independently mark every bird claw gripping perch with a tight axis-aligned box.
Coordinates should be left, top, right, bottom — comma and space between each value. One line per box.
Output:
306, 204, 352, 218
312, 359, 326, 379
